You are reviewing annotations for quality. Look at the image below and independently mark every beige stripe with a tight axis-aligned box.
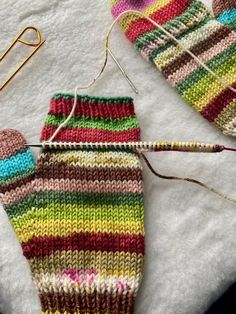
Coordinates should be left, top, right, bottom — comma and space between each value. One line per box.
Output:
30, 250, 144, 277
42, 151, 142, 169
215, 99, 236, 130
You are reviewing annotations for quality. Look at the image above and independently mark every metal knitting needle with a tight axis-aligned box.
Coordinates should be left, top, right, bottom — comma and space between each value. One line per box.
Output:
26, 141, 236, 153
108, 48, 139, 94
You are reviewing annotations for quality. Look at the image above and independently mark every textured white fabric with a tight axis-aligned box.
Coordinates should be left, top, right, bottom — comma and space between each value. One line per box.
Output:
0, 1, 236, 313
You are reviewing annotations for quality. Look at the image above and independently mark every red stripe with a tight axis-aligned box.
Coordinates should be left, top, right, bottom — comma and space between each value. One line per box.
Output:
40, 125, 141, 142
22, 232, 145, 258
125, 0, 191, 42
201, 82, 236, 122
49, 98, 135, 119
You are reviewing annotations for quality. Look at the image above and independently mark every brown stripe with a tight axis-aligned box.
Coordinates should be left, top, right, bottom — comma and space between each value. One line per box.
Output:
36, 162, 143, 182
162, 26, 232, 78
40, 290, 135, 313
213, 0, 236, 17
0, 173, 35, 194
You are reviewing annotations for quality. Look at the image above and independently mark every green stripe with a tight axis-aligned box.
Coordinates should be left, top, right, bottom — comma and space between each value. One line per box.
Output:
45, 115, 139, 131
0, 167, 35, 185
11, 203, 144, 227
225, 20, 236, 29
6, 191, 143, 219
52, 93, 133, 103
177, 42, 236, 93
181, 53, 236, 105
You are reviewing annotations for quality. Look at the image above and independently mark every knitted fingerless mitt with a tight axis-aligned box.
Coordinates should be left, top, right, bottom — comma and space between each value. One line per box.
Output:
0, 94, 145, 314
213, 0, 236, 29
110, 0, 236, 136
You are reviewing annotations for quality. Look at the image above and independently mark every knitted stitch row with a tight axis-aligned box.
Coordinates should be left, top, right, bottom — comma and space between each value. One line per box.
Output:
110, 0, 236, 136
0, 94, 145, 314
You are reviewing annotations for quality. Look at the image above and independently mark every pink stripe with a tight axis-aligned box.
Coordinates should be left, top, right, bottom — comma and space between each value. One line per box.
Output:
167, 32, 236, 86
111, 0, 156, 18
2, 178, 142, 205
1, 181, 34, 205
34, 178, 143, 194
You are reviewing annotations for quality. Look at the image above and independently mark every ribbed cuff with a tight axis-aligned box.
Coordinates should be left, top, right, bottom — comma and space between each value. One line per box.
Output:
40, 94, 141, 143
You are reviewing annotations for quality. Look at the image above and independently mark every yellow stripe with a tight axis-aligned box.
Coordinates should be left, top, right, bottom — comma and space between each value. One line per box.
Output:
30, 250, 144, 278
119, 0, 171, 31
189, 66, 236, 112
16, 219, 144, 242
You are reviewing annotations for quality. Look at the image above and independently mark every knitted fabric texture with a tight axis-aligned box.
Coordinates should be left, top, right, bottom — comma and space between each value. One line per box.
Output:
0, 94, 145, 314
213, 0, 236, 29
110, 0, 236, 136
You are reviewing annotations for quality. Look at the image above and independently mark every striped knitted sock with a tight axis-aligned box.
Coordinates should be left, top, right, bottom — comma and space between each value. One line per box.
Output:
213, 0, 236, 29
110, 0, 236, 136
0, 94, 145, 314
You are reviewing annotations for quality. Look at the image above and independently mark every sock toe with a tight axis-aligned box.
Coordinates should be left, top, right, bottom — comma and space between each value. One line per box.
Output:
0, 129, 27, 160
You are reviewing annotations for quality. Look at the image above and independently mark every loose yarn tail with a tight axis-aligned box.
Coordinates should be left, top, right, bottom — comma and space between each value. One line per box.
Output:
139, 151, 236, 205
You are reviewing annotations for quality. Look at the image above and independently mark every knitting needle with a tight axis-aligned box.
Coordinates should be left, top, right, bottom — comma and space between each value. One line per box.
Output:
107, 48, 139, 94
25, 141, 236, 153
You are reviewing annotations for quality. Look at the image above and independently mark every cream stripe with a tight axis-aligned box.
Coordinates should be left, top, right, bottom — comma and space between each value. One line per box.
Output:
167, 31, 236, 86
154, 19, 221, 69
34, 272, 142, 295
223, 117, 236, 136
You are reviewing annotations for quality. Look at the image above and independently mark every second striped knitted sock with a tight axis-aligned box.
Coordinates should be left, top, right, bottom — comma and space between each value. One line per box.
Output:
110, 0, 236, 136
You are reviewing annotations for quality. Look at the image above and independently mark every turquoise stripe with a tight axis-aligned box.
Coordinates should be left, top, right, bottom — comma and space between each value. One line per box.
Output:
218, 9, 236, 24
0, 150, 35, 181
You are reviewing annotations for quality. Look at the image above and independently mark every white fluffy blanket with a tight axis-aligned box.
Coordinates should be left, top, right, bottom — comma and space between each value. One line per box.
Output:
0, 1, 236, 313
